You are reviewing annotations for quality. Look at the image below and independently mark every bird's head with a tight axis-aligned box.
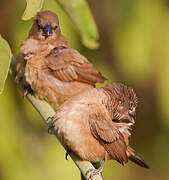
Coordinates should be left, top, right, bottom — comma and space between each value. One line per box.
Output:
31, 11, 60, 40
103, 83, 138, 124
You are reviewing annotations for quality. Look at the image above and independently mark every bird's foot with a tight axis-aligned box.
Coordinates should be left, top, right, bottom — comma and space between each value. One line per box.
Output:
86, 169, 103, 180
47, 116, 55, 134
23, 87, 34, 98
65, 149, 71, 160
85, 160, 105, 180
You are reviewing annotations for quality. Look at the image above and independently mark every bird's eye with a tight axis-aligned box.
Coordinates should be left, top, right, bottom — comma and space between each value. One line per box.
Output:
36, 20, 42, 29
53, 25, 58, 30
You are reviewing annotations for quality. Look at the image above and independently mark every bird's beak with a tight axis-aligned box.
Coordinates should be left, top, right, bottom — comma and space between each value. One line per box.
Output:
43, 24, 53, 37
128, 111, 136, 124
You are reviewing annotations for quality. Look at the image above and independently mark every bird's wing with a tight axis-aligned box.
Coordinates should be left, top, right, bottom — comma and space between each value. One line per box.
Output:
89, 113, 128, 164
45, 48, 106, 85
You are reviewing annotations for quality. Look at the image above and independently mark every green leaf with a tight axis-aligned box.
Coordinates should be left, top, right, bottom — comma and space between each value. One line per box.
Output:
0, 36, 12, 94
56, 0, 99, 49
22, 0, 44, 20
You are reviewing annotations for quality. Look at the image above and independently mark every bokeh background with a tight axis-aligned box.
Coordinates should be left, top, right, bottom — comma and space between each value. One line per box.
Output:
0, 0, 169, 179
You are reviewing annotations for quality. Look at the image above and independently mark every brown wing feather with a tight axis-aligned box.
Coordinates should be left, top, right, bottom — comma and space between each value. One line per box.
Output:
45, 47, 106, 84
89, 113, 128, 164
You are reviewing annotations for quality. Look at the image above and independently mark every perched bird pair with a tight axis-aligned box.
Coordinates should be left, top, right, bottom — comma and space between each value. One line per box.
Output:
15, 10, 149, 178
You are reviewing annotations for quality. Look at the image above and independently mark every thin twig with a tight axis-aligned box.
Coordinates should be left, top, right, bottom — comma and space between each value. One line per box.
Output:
9, 56, 103, 180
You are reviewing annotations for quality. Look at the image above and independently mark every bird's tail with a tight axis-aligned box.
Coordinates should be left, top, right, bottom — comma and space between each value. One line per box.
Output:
113, 122, 149, 169
129, 154, 149, 168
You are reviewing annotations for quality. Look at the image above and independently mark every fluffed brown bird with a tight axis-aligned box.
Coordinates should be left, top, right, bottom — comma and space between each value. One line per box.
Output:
15, 11, 106, 105
51, 82, 149, 177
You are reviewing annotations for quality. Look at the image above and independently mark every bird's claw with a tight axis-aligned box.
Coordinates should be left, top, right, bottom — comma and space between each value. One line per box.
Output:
23, 87, 34, 98
85, 168, 103, 180
47, 116, 55, 134
65, 149, 71, 160
85, 160, 104, 180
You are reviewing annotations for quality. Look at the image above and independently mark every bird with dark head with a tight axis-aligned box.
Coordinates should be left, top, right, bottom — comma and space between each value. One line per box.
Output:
15, 10, 106, 106
29, 11, 61, 41
51, 82, 149, 178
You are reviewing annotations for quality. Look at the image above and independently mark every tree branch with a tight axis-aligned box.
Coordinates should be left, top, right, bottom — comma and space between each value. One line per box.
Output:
9, 56, 103, 180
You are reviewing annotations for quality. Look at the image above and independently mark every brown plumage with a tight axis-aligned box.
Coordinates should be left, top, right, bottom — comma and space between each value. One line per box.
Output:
52, 83, 149, 176
15, 11, 106, 106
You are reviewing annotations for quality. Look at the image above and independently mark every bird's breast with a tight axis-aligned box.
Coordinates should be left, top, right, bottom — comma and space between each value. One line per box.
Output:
54, 104, 108, 162
24, 63, 40, 91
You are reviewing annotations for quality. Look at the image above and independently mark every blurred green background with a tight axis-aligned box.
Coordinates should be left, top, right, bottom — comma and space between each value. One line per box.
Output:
0, 0, 169, 179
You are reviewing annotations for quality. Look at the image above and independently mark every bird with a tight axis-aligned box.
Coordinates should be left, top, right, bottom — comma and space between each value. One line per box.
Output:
50, 82, 149, 177
15, 11, 106, 106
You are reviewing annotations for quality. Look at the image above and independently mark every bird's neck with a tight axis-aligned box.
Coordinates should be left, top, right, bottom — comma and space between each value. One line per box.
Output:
53, 34, 69, 48
29, 25, 69, 48
30, 35, 69, 47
